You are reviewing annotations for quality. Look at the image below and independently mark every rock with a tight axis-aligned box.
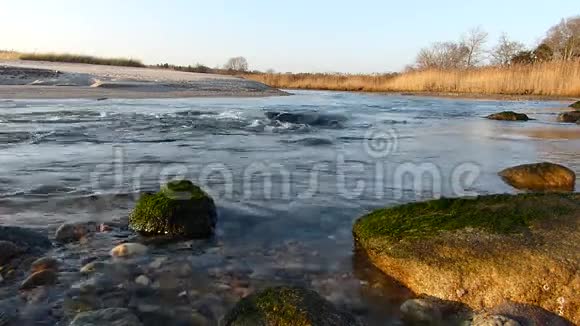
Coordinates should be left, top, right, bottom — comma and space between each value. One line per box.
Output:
499, 162, 576, 191
0, 241, 20, 265
486, 111, 530, 121
472, 314, 521, 326
110, 243, 148, 258
31, 256, 59, 273
69, 308, 142, 326
487, 301, 574, 326
353, 193, 580, 324
223, 286, 361, 326
20, 269, 58, 290
569, 101, 580, 109
55, 222, 98, 243
0, 226, 51, 252
135, 275, 151, 286
557, 111, 580, 123
400, 298, 442, 324
129, 180, 217, 239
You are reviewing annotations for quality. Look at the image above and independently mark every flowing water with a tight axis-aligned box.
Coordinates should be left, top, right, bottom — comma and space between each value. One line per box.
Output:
0, 90, 579, 325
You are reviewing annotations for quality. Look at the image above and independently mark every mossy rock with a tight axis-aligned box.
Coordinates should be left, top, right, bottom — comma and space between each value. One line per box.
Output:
569, 101, 580, 109
557, 111, 580, 123
353, 193, 580, 324
499, 162, 575, 191
223, 286, 360, 326
129, 180, 217, 238
486, 111, 529, 121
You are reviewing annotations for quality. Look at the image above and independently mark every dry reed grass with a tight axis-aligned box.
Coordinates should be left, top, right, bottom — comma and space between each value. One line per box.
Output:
0, 50, 21, 60
247, 61, 580, 97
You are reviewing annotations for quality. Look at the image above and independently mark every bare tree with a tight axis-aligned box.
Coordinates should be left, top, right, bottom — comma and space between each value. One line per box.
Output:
415, 42, 470, 70
543, 16, 580, 61
490, 33, 525, 66
461, 26, 489, 67
224, 57, 249, 71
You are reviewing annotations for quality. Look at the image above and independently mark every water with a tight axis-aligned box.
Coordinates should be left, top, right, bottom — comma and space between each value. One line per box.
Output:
0, 90, 579, 324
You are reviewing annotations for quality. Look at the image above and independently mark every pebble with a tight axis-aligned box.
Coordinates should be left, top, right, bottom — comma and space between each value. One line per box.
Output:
80, 261, 105, 275
31, 256, 59, 273
149, 257, 167, 269
55, 222, 98, 243
135, 275, 151, 286
110, 243, 148, 258
20, 269, 58, 290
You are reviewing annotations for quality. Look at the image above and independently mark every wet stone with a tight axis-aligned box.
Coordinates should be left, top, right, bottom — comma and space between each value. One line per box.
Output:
20, 269, 58, 290
69, 308, 142, 326
31, 256, 59, 273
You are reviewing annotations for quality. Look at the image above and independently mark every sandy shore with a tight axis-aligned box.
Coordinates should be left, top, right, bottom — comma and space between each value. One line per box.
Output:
0, 60, 287, 99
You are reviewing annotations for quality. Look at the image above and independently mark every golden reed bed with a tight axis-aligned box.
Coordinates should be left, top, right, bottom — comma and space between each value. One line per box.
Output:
247, 61, 580, 98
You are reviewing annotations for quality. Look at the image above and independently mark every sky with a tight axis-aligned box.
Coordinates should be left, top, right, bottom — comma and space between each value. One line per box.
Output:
1, 0, 578, 73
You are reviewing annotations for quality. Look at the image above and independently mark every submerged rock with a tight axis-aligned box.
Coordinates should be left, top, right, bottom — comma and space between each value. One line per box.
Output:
472, 314, 520, 326
400, 295, 471, 326
20, 269, 58, 290
110, 243, 148, 258
69, 308, 142, 326
353, 193, 580, 324
0, 241, 21, 265
569, 101, 580, 109
223, 286, 360, 326
31, 256, 59, 273
557, 111, 580, 123
499, 162, 576, 191
486, 111, 529, 121
0, 226, 51, 252
55, 222, 98, 243
129, 180, 217, 239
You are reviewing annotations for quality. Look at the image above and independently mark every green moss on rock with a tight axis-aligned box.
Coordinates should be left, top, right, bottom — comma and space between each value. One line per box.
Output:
224, 286, 360, 326
354, 193, 579, 244
569, 101, 580, 109
129, 180, 216, 238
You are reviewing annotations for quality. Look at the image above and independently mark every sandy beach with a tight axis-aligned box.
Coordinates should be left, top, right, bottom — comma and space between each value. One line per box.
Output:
0, 60, 287, 99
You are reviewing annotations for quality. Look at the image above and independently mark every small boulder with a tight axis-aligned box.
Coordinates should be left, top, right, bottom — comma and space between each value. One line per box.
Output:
55, 222, 98, 244
569, 101, 580, 109
110, 243, 148, 258
129, 180, 217, 239
223, 286, 360, 326
486, 111, 530, 121
400, 298, 443, 324
557, 111, 580, 123
69, 308, 142, 326
499, 162, 576, 191
31, 257, 59, 273
20, 269, 57, 290
0, 241, 21, 265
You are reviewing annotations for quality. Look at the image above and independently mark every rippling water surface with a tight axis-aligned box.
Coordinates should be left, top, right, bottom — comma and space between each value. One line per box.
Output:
1, 90, 579, 324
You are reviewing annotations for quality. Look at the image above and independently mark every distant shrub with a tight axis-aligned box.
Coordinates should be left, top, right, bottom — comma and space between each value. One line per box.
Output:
20, 53, 145, 67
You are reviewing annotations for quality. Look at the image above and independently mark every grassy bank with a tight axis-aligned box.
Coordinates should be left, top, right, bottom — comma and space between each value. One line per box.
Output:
17, 53, 145, 68
0, 50, 21, 60
247, 61, 580, 97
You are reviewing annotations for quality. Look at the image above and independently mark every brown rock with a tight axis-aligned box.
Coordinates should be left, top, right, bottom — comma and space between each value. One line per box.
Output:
557, 111, 580, 123
486, 111, 529, 121
31, 257, 59, 273
499, 162, 576, 191
55, 222, 97, 243
20, 269, 58, 290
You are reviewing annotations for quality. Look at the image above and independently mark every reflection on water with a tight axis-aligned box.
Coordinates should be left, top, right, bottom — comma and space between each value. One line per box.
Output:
0, 91, 578, 324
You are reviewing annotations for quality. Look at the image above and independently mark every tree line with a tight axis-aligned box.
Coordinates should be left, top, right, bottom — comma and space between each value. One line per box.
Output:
411, 15, 580, 70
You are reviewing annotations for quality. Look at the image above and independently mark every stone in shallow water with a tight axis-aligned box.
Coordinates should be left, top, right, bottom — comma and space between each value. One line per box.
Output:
20, 269, 58, 290
0, 226, 51, 252
31, 256, 59, 273
55, 222, 98, 244
110, 243, 148, 258
499, 162, 576, 191
486, 111, 529, 121
0, 241, 20, 265
69, 308, 142, 326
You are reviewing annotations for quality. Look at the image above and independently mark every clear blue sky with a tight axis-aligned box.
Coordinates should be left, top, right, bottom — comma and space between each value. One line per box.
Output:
1, 0, 578, 73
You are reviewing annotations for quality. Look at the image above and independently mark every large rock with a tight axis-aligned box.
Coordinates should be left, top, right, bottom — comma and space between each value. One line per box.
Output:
223, 286, 361, 326
353, 193, 580, 324
557, 111, 580, 123
569, 101, 580, 109
499, 162, 575, 191
486, 111, 529, 121
69, 308, 142, 326
129, 180, 217, 239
